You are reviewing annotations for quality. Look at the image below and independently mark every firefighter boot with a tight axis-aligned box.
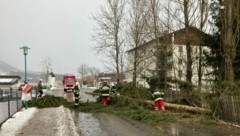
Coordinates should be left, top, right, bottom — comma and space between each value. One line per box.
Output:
160, 101, 165, 112
154, 106, 159, 111
161, 106, 165, 112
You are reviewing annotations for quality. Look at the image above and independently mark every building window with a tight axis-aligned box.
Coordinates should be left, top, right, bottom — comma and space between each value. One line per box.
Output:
167, 58, 173, 69
178, 59, 183, 64
178, 70, 182, 78
179, 46, 183, 52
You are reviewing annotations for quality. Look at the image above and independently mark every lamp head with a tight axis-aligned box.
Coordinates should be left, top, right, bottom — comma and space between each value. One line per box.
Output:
20, 46, 31, 55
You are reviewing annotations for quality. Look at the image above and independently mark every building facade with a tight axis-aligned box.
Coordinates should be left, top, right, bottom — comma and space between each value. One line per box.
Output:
126, 27, 213, 89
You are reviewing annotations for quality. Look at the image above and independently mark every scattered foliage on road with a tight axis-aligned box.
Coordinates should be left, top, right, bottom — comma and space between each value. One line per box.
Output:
28, 95, 70, 108
28, 94, 216, 125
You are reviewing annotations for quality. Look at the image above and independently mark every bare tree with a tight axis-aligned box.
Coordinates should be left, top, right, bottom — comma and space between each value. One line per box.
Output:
158, 0, 211, 88
148, 0, 169, 89
78, 64, 89, 83
127, 0, 152, 86
89, 66, 100, 77
41, 56, 52, 82
183, 0, 192, 84
119, 46, 126, 82
92, 0, 125, 83
167, 0, 200, 84
198, 0, 209, 87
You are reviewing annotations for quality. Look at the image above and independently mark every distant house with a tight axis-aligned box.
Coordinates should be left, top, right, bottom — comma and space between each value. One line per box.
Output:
126, 27, 213, 89
48, 71, 56, 88
0, 75, 21, 90
95, 72, 126, 87
82, 76, 95, 86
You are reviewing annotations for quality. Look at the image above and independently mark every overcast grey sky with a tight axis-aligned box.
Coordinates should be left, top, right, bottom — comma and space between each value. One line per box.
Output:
0, 0, 104, 75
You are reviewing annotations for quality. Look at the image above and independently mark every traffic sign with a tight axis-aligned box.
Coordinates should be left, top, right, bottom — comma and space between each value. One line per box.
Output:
22, 84, 32, 93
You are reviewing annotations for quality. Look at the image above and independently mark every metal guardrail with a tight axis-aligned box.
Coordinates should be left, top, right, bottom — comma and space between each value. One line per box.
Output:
0, 87, 39, 126
0, 89, 22, 126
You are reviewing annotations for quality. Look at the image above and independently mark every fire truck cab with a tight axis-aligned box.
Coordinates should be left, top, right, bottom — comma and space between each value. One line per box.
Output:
62, 75, 76, 92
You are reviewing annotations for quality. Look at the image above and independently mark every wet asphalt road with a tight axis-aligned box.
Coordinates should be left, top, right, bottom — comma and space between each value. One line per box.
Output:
44, 87, 97, 102
46, 87, 161, 136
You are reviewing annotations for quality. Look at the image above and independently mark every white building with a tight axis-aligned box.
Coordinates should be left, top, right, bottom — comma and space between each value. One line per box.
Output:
48, 71, 56, 89
0, 75, 21, 96
126, 27, 213, 89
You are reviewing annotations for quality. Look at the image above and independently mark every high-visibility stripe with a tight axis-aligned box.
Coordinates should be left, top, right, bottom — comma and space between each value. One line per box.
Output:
153, 92, 161, 95
155, 97, 163, 101
102, 86, 110, 90
102, 94, 110, 96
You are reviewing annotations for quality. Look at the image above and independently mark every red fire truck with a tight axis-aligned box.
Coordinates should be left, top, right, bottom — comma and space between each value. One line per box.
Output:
62, 75, 76, 92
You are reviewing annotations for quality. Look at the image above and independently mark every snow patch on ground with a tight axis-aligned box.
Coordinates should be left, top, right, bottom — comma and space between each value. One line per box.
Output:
0, 108, 38, 136
0, 106, 80, 136
88, 87, 97, 89
57, 106, 79, 136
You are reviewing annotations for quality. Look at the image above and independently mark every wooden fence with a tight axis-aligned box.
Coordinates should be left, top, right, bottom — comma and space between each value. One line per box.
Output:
218, 96, 240, 125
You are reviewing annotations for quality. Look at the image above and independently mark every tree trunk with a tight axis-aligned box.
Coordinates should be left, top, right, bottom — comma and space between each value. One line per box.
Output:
198, 0, 206, 87
85, 92, 212, 115
184, 0, 192, 83
223, 0, 235, 82
150, 0, 166, 89
115, 33, 120, 84
145, 100, 212, 115
224, 55, 234, 81
132, 49, 138, 87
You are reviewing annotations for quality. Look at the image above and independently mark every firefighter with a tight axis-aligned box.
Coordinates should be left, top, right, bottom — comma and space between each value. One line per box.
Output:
152, 89, 165, 112
110, 83, 117, 93
100, 81, 111, 106
73, 82, 80, 107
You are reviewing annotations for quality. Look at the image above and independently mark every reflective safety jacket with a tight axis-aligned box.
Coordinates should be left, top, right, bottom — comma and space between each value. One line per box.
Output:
152, 91, 164, 102
110, 85, 117, 93
73, 89, 80, 94
73, 85, 80, 93
73, 85, 80, 98
100, 85, 110, 96
73, 85, 80, 106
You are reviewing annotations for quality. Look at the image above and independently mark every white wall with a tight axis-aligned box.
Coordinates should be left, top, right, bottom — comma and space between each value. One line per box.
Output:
126, 41, 214, 89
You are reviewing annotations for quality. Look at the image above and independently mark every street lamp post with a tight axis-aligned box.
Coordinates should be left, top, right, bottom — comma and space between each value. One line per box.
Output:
20, 46, 30, 83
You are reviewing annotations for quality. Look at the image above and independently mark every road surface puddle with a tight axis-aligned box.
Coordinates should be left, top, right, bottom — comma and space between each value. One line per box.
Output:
71, 111, 108, 136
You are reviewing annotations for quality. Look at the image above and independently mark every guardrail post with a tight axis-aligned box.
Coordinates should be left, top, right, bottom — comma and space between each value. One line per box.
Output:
10, 87, 13, 99
16, 92, 19, 111
35, 87, 38, 98
8, 95, 10, 118
0, 88, 3, 98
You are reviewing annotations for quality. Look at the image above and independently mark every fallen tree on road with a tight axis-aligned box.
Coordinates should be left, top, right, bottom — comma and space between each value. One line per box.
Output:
145, 100, 212, 115
85, 92, 212, 115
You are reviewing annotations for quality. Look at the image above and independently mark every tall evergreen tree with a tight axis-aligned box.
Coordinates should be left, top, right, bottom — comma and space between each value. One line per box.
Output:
205, 0, 240, 84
